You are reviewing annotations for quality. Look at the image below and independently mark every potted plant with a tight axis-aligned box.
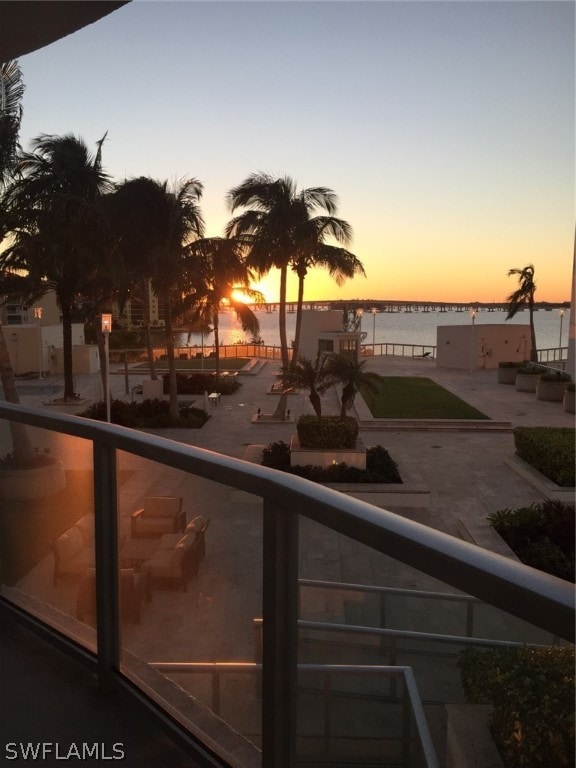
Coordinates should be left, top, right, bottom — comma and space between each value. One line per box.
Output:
497, 361, 523, 385
563, 382, 575, 414
515, 364, 544, 393
536, 370, 572, 403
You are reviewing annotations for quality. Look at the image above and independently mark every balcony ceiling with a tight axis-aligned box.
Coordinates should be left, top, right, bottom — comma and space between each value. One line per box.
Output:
0, 1, 129, 63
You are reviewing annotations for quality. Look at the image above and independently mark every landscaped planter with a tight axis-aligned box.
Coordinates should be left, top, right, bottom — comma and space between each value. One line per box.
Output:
536, 379, 568, 403
515, 372, 540, 393
290, 436, 367, 469
497, 364, 520, 385
0, 458, 66, 500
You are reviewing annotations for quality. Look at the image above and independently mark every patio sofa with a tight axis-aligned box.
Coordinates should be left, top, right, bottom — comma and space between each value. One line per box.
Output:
141, 516, 210, 591
130, 496, 186, 538
76, 567, 151, 624
52, 514, 129, 585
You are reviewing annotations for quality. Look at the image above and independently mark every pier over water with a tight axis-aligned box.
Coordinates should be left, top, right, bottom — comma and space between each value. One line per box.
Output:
257, 300, 569, 314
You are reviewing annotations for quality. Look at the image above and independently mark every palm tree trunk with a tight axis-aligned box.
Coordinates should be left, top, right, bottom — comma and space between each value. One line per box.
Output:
143, 279, 158, 380
292, 272, 306, 363
528, 296, 538, 363
213, 309, 220, 384
164, 290, 179, 419
60, 300, 76, 400
0, 323, 35, 463
272, 264, 290, 420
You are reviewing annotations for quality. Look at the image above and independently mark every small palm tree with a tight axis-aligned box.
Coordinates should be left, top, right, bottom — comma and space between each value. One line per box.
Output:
323, 352, 380, 418
184, 236, 263, 381
279, 355, 334, 418
506, 264, 538, 363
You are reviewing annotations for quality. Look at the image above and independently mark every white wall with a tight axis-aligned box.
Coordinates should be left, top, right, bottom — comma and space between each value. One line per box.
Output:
436, 324, 532, 370
6, 324, 88, 375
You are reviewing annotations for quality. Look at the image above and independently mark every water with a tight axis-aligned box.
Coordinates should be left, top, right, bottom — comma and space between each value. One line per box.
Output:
177, 306, 570, 352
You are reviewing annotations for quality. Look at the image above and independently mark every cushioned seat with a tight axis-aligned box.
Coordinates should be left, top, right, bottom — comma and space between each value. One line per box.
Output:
141, 516, 210, 591
130, 496, 186, 538
76, 567, 151, 624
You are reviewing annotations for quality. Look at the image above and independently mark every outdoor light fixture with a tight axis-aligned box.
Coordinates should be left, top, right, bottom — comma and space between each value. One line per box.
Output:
101, 313, 112, 422
371, 307, 377, 349
34, 308, 44, 377
470, 309, 477, 325
559, 308, 565, 354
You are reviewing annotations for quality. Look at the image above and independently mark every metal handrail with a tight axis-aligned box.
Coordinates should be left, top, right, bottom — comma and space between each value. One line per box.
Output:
0, 400, 572, 641
150, 661, 440, 768
0, 401, 574, 768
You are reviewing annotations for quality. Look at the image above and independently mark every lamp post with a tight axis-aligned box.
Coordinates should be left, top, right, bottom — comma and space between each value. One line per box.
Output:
371, 307, 377, 350
470, 308, 477, 325
101, 313, 112, 423
559, 309, 565, 356
34, 307, 43, 378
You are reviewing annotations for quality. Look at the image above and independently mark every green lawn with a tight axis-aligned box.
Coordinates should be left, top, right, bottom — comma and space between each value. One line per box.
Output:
133, 357, 250, 371
361, 376, 489, 420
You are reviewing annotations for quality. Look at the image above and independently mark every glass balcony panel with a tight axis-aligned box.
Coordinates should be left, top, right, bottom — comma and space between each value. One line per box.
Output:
116, 452, 263, 766
0, 420, 96, 651
297, 515, 562, 766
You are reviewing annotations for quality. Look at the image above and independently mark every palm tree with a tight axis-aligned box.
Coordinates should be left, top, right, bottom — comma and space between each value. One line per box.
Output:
184, 237, 263, 382
278, 355, 334, 418
0, 60, 35, 463
226, 173, 343, 417
291, 226, 365, 360
109, 177, 204, 417
1, 132, 113, 400
323, 352, 380, 418
506, 264, 538, 363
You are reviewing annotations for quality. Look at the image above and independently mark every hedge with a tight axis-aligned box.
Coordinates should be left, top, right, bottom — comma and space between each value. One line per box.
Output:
459, 646, 575, 768
296, 415, 359, 449
487, 500, 575, 582
80, 399, 209, 428
513, 427, 575, 487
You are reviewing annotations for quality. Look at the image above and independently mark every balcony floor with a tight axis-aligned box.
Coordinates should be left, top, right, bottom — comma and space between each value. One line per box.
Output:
0, 612, 201, 767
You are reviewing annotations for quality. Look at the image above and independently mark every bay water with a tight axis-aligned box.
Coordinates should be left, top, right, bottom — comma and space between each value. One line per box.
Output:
178, 306, 570, 353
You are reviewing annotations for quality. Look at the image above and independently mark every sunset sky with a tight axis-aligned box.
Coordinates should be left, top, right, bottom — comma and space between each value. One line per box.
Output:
16, 0, 575, 304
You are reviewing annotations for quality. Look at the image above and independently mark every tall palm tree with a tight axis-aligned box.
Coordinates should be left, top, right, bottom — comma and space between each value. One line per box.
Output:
506, 264, 538, 363
323, 351, 380, 418
0, 60, 35, 463
109, 177, 204, 417
291, 221, 364, 360
1, 132, 113, 399
226, 173, 343, 417
278, 355, 334, 418
184, 237, 262, 382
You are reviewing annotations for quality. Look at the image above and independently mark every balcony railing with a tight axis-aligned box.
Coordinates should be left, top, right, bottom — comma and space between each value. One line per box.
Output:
0, 401, 573, 768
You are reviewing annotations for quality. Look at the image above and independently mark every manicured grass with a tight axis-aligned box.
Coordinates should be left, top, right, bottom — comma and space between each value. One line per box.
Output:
361, 376, 489, 419
133, 357, 249, 371
0, 470, 133, 585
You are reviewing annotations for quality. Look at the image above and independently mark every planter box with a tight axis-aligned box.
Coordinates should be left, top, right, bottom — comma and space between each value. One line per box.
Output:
536, 380, 567, 403
0, 459, 66, 500
497, 367, 518, 385
515, 373, 539, 392
290, 436, 367, 469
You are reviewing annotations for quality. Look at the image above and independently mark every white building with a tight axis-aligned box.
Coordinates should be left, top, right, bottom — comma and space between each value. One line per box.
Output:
436, 324, 533, 370
298, 310, 362, 361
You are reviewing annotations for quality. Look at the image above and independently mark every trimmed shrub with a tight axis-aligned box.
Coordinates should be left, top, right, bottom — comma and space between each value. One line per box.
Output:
516, 364, 545, 375
297, 415, 359, 449
459, 646, 575, 768
488, 500, 575, 582
498, 361, 524, 369
539, 370, 571, 383
80, 399, 209, 428
513, 427, 575, 487
261, 441, 402, 483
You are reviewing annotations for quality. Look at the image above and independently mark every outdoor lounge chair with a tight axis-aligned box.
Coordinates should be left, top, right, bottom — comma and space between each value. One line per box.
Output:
141, 516, 210, 591
76, 567, 151, 624
131, 496, 186, 538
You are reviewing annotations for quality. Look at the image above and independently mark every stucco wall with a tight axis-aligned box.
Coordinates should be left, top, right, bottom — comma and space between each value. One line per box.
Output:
436, 324, 532, 369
